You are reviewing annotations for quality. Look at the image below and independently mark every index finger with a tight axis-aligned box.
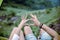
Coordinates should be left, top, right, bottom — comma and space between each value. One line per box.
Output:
30, 14, 35, 18
21, 14, 28, 20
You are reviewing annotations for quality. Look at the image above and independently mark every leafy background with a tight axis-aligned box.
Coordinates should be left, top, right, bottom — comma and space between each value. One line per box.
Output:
0, 0, 60, 40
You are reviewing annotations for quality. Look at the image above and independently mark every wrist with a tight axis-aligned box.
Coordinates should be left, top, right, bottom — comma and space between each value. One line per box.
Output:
20, 21, 25, 26
18, 23, 24, 29
37, 21, 41, 26
39, 23, 43, 28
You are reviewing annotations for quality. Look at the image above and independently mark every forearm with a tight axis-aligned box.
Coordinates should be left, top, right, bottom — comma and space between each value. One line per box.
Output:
16, 24, 23, 35
9, 27, 18, 40
35, 20, 58, 37
16, 21, 25, 35
18, 23, 23, 30
9, 27, 22, 40
42, 24, 58, 37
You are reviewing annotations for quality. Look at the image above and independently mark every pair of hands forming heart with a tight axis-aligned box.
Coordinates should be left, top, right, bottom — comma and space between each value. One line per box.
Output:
18, 14, 40, 29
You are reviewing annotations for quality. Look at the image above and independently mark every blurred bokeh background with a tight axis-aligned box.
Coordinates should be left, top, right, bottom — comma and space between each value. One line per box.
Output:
0, 0, 60, 40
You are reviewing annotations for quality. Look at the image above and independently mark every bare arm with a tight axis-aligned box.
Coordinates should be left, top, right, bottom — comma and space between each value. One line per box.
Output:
42, 24, 58, 38
16, 16, 29, 35
9, 16, 29, 40
30, 14, 59, 40
42, 24, 59, 40
9, 27, 25, 40
9, 27, 18, 40
9, 23, 25, 40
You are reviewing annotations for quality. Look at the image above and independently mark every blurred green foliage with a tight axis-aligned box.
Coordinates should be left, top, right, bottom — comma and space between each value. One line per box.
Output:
3, 0, 59, 9
0, 0, 60, 40
0, 37, 8, 40
0, 0, 3, 6
0, 6, 60, 38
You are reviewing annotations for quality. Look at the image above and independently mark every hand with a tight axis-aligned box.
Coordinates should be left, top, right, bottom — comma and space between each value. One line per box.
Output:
20, 16, 29, 26
18, 16, 29, 29
30, 14, 40, 26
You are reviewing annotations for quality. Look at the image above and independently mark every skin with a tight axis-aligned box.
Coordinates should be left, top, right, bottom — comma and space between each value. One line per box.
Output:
9, 16, 29, 40
24, 26, 33, 35
9, 27, 25, 40
9, 14, 60, 40
30, 14, 60, 40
